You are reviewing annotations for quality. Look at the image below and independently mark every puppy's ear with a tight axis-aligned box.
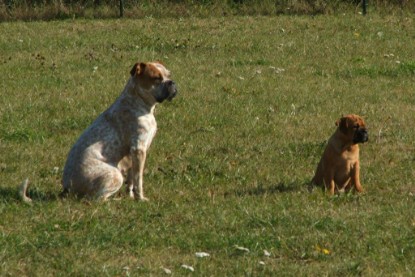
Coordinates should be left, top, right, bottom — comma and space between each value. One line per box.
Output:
336, 117, 348, 134
130, 62, 146, 76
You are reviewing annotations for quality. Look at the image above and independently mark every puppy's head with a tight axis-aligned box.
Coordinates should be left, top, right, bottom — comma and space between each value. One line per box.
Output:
336, 114, 368, 144
130, 61, 177, 103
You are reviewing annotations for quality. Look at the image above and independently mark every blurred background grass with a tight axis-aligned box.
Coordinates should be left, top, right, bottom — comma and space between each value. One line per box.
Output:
1, 0, 414, 21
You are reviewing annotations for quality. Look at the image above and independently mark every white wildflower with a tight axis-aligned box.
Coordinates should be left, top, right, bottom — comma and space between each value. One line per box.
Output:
181, 264, 194, 272
234, 245, 250, 252
195, 252, 210, 258
161, 267, 172, 274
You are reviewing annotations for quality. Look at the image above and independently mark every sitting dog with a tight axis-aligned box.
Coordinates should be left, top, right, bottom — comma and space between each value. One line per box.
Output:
311, 114, 368, 195
20, 61, 177, 201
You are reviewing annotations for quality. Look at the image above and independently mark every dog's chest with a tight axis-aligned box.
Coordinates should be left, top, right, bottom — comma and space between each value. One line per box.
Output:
340, 148, 359, 165
109, 96, 158, 148
334, 151, 358, 182
136, 114, 157, 149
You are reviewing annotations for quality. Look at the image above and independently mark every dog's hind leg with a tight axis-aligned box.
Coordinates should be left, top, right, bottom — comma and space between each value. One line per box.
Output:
323, 170, 336, 195
309, 160, 324, 192
94, 165, 124, 200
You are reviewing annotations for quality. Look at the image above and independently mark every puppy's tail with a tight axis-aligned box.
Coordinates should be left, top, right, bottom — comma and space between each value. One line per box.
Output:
19, 178, 32, 203
308, 178, 315, 193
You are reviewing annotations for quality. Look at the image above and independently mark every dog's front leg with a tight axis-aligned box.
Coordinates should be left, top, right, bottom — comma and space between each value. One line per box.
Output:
131, 145, 149, 201
351, 161, 364, 193
125, 170, 134, 198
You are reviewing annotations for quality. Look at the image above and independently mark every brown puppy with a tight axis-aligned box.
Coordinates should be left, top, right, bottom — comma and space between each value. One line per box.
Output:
311, 114, 368, 195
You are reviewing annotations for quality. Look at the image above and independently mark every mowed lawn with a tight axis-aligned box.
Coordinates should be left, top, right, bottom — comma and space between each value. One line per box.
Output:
0, 14, 414, 276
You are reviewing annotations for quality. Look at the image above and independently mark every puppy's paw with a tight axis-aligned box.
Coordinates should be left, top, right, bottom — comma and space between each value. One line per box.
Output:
354, 185, 364, 193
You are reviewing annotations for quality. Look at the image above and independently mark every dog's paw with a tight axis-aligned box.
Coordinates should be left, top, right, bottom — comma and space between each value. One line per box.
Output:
139, 196, 149, 202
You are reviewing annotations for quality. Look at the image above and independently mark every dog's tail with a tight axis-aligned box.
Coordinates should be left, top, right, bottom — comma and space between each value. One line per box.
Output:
19, 178, 32, 203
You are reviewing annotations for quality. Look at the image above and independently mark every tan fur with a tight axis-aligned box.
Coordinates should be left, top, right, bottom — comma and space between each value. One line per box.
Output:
311, 114, 368, 195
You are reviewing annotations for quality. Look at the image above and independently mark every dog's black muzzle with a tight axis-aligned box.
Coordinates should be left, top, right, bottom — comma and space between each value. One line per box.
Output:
166, 80, 177, 101
157, 80, 178, 103
353, 128, 369, 144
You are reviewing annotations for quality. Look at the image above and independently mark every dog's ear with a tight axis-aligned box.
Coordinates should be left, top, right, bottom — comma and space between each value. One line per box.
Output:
336, 117, 348, 134
130, 62, 146, 76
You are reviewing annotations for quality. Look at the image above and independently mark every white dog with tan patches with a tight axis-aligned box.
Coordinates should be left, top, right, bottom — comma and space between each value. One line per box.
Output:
20, 61, 177, 201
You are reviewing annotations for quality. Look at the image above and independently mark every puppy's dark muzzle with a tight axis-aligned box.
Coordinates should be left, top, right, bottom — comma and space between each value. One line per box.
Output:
353, 129, 369, 144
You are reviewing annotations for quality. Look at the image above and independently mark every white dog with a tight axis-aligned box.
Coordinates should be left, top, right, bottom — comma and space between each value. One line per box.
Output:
20, 61, 177, 201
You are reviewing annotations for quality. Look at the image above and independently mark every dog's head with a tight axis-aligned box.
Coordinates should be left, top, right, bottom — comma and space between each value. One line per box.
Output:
336, 114, 368, 144
130, 61, 177, 103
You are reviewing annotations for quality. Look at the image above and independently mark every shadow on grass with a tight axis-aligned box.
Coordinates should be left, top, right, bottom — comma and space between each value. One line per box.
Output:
0, 186, 58, 203
232, 181, 309, 197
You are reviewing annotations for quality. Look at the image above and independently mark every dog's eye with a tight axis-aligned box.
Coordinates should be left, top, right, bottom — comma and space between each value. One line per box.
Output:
353, 125, 359, 129
152, 75, 163, 82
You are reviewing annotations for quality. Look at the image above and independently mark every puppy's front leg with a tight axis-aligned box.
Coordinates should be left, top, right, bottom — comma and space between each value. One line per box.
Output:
131, 145, 149, 201
351, 161, 364, 193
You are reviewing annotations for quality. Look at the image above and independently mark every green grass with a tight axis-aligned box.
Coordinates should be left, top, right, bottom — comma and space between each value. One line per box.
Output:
1, 14, 414, 276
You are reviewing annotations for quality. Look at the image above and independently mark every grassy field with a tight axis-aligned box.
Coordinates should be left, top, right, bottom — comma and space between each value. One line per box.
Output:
0, 13, 414, 276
